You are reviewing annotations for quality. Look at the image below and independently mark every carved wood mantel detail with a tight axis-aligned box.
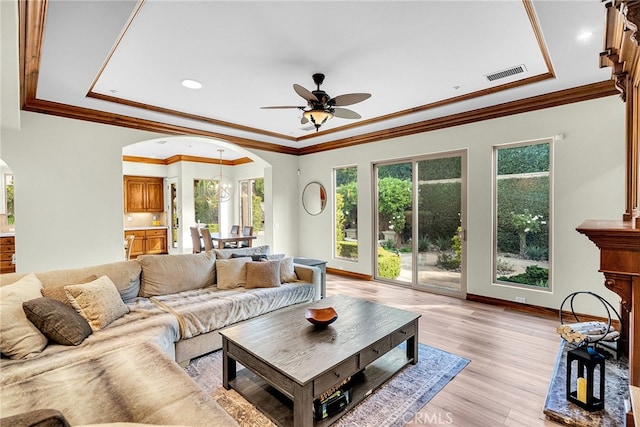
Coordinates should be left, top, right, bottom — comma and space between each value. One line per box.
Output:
621, 1, 640, 45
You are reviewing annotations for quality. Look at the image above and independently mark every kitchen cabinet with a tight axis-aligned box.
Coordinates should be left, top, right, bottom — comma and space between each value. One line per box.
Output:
145, 229, 167, 255
124, 176, 164, 213
124, 229, 167, 258
0, 236, 16, 273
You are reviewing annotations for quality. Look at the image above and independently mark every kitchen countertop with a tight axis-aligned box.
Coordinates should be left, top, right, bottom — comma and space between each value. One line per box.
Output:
124, 226, 169, 231
0, 232, 16, 237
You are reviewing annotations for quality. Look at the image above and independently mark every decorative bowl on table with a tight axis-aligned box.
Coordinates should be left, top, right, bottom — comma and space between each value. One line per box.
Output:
305, 307, 338, 326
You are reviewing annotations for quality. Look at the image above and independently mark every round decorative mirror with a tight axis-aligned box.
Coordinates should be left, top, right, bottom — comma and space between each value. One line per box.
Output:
302, 182, 327, 216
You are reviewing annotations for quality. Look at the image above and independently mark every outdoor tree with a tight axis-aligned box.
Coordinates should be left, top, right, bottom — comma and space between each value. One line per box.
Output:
335, 193, 345, 245
378, 177, 412, 243
337, 181, 357, 228
511, 210, 543, 256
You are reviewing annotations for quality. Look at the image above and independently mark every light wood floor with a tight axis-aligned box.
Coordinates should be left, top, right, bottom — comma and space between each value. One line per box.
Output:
326, 274, 562, 427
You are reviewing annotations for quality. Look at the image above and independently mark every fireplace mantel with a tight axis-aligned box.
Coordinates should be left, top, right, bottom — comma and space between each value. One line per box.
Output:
576, 220, 640, 385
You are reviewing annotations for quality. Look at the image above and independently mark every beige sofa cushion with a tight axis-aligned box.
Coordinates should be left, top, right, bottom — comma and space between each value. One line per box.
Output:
279, 256, 298, 283
0, 274, 48, 359
1, 261, 142, 302
246, 260, 281, 288
65, 276, 130, 331
138, 252, 216, 297
216, 257, 251, 289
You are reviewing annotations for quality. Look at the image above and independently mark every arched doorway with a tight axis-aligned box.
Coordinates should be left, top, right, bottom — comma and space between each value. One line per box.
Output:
121, 136, 272, 254
0, 159, 16, 273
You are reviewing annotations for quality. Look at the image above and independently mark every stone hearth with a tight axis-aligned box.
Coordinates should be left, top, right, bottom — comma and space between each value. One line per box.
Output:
544, 341, 629, 427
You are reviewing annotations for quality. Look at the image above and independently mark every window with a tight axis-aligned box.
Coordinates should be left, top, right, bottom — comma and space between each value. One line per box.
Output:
4, 174, 14, 225
239, 178, 264, 233
334, 167, 358, 260
194, 179, 219, 232
494, 139, 552, 289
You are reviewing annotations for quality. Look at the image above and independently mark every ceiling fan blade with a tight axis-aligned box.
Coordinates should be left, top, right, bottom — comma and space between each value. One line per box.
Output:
331, 93, 371, 107
260, 106, 304, 109
333, 107, 361, 119
293, 84, 318, 102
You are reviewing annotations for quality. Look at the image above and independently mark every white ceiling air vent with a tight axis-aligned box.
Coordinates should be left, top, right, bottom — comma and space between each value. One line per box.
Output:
485, 64, 527, 82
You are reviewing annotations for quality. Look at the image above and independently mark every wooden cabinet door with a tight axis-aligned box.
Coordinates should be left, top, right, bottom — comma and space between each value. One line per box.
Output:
146, 179, 164, 212
124, 176, 164, 212
0, 236, 15, 273
124, 178, 147, 212
145, 229, 167, 254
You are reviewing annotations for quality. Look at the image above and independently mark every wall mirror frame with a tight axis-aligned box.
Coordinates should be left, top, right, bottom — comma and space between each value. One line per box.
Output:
302, 182, 327, 216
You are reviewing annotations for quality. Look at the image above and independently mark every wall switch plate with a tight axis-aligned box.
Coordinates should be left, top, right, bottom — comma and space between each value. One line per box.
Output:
127, 216, 132, 221
515, 296, 526, 304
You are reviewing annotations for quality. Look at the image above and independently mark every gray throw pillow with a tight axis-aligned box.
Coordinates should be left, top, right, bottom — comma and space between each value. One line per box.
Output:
23, 297, 93, 346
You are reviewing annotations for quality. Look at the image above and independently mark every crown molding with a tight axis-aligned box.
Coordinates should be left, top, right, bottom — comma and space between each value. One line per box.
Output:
123, 154, 253, 166
18, 0, 618, 157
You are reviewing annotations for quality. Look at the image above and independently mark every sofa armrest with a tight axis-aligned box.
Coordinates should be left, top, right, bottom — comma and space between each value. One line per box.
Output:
294, 264, 321, 301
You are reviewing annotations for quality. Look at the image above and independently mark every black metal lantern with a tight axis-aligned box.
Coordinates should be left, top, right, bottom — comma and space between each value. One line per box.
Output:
566, 345, 605, 411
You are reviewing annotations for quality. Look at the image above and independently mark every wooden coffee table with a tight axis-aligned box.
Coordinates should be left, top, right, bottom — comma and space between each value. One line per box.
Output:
220, 295, 421, 427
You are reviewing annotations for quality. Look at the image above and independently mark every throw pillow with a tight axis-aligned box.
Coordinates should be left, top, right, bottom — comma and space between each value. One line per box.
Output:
23, 297, 92, 346
216, 257, 251, 289
279, 256, 298, 283
231, 253, 268, 261
245, 260, 281, 289
41, 275, 98, 307
138, 252, 216, 297
65, 276, 129, 331
0, 274, 48, 359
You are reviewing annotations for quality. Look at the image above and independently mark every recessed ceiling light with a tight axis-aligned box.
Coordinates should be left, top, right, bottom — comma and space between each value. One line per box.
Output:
577, 31, 593, 41
181, 79, 202, 89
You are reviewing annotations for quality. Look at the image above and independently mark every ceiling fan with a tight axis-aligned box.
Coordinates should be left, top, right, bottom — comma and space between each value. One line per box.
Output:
261, 73, 371, 132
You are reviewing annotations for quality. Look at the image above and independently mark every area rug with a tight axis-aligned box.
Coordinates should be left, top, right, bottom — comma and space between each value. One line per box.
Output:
543, 340, 629, 427
185, 343, 469, 427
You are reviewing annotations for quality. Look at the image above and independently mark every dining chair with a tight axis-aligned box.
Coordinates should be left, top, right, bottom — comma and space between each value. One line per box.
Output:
239, 226, 254, 247
200, 227, 214, 251
125, 235, 135, 260
224, 225, 241, 248
190, 227, 204, 253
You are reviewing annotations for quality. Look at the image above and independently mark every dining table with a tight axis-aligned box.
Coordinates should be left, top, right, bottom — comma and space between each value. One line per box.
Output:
210, 233, 256, 249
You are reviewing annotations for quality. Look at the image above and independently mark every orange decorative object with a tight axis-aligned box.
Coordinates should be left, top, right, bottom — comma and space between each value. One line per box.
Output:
305, 307, 338, 326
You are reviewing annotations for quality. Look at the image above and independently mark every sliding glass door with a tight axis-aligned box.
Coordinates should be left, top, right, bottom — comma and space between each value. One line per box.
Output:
374, 151, 466, 297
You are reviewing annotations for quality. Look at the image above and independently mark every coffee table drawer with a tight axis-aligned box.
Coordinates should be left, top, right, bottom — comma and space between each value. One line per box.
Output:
390, 321, 417, 347
314, 355, 357, 397
359, 336, 391, 368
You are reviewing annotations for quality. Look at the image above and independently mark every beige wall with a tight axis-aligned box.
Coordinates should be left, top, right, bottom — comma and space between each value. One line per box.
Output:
297, 95, 626, 313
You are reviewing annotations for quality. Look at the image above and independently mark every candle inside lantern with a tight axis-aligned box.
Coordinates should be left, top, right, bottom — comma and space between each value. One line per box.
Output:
577, 377, 587, 403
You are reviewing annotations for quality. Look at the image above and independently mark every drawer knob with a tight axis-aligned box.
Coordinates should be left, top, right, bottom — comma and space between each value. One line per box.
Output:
334, 372, 340, 378
373, 349, 380, 354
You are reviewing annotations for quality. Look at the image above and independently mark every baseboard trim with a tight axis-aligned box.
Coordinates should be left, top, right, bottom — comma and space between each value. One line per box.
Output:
326, 268, 373, 281
466, 293, 622, 330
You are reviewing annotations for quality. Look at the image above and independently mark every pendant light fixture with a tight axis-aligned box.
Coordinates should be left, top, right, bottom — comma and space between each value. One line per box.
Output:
214, 149, 233, 202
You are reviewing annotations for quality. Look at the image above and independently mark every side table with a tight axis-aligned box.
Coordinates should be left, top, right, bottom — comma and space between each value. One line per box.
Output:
293, 257, 327, 298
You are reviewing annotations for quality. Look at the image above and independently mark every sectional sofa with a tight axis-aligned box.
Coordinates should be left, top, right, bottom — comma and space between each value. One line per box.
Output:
0, 245, 320, 426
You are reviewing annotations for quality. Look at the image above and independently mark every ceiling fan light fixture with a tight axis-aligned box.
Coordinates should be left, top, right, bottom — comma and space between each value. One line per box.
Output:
303, 109, 333, 131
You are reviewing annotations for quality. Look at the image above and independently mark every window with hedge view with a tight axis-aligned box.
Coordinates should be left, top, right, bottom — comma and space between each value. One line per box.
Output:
194, 179, 219, 232
335, 166, 358, 261
494, 139, 551, 289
